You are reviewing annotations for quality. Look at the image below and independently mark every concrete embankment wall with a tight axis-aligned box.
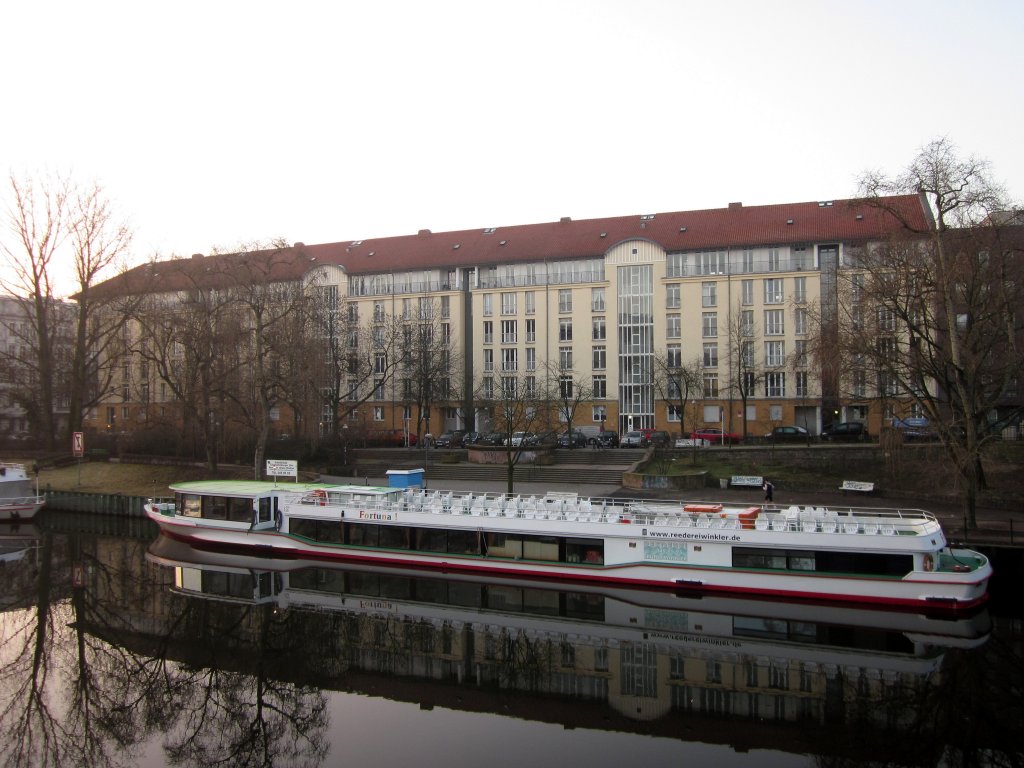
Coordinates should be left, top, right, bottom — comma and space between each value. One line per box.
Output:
44, 489, 153, 517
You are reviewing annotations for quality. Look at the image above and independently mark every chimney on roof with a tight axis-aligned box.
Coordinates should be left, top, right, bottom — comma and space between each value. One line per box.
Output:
560, 216, 572, 223
191, 253, 204, 259
293, 242, 305, 248
728, 202, 743, 208
418, 229, 431, 236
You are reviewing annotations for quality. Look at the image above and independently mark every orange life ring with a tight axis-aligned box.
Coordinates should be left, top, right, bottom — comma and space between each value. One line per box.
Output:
923, 553, 934, 572
312, 489, 328, 506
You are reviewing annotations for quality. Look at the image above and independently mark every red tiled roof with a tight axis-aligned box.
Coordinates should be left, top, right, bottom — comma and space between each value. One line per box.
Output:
93, 195, 928, 298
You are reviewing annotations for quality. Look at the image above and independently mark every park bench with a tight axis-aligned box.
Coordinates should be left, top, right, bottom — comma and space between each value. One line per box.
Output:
840, 480, 875, 494
730, 475, 764, 489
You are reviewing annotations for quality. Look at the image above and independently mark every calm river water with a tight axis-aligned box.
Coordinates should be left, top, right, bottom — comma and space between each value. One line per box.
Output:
1, 511, 1021, 768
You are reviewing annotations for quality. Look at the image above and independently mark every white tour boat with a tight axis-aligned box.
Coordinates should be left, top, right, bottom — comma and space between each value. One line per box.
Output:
0, 462, 45, 522
144, 480, 992, 612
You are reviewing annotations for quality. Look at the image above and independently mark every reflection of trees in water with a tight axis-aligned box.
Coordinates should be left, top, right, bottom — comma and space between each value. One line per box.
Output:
0, 533, 329, 768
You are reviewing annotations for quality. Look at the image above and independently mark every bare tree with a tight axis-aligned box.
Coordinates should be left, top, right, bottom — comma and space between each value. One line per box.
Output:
854, 139, 1023, 526
0, 173, 71, 448
541, 360, 593, 447
399, 297, 463, 442
652, 348, 703, 439
723, 301, 764, 439
475, 369, 547, 493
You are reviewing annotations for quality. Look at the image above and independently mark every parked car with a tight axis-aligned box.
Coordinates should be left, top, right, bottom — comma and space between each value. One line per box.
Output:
890, 417, 933, 440
765, 425, 810, 442
642, 430, 671, 448
462, 431, 483, 446
505, 431, 536, 447
821, 422, 869, 442
690, 427, 743, 444
620, 430, 645, 448
480, 432, 505, 446
558, 430, 588, 448
591, 430, 619, 447
433, 431, 464, 448
531, 430, 559, 446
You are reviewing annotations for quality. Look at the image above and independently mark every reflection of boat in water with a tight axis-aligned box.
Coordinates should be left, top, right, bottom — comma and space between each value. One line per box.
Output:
147, 537, 992, 683
145, 481, 991, 611
0, 523, 42, 610
0, 462, 44, 522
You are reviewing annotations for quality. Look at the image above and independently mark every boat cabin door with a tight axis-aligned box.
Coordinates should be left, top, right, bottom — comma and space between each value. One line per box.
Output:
252, 496, 278, 531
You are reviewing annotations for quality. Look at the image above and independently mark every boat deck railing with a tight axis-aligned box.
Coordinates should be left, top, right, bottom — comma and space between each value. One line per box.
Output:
1, 494, 45, 506
291, 488, 940, 537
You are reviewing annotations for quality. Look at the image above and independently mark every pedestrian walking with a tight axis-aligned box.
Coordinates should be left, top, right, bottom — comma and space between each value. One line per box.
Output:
763, 479, 774, 502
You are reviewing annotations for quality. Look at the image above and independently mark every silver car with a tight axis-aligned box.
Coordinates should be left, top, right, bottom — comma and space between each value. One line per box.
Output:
620, 430, 645, 448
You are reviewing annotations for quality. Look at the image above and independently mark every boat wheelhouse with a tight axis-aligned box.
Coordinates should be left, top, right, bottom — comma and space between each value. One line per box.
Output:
0, 462, 45, 522
145, 480, 992, 612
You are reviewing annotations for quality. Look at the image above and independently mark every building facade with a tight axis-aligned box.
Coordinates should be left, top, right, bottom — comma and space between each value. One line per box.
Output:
85, 195, 931, 448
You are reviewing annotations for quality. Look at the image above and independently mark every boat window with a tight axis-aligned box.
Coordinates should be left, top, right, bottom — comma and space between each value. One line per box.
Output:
290, 517, 343, 544
446, 530, 480, 555
179, 494, 202, 518
484, 533, 522, 559
415, 528, 448, 553
522, 535, 559, 562
565, 537, 604, 564
202, 496, 227, 520
226, 497, 252, 523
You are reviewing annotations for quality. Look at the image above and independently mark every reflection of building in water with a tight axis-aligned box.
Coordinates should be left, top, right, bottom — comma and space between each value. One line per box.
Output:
140, 539, 989, 728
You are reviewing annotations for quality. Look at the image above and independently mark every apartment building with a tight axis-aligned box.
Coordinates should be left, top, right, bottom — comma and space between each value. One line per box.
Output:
85, 195, 928, 446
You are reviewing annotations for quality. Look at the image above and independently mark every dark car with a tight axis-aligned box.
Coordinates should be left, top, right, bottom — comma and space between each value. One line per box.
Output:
558, 430, 588, 448
530, 430, 559, 446
642, 430, 671, 448
462, 431, 482, 446
890, 418, 933, 440
765, 425, 810, 442
480, 432, 505, 446
433, 431, 464, 448
591, 430, 619, 447
821, 422, 869, 442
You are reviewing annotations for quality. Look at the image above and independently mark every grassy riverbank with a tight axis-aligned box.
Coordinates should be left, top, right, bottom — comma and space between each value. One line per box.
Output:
36, 462, 251, 497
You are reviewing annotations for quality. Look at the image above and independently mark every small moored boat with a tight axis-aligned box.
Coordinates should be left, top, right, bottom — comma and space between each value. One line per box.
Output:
0, 462, 45, 522
144, 480, 992, 612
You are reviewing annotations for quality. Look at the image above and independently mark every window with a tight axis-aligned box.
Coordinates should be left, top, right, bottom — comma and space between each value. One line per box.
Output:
501, 293, 517, 315
703, 372, 719, 398
852, 369, 866, 397
667, 404, 682, 422
764, 278, 784, 304
419, 296, 432, 319
592, 317, 606, 340
795, 371, 809, 397
501, 320, 517, 344
526, 347, 536, 371
482, 376, 494, 399
559, 346, 573, 370
441, 295, 450, 318
525, 291, 535, 314
741, 341, 754, 368
702, 312, 718, 338
401, 298, 411, 319
373, 301, 385, 322
701, 282, 717, 307
765, 372, 786, 397
851, 273, 865, 302
593, 376, 607, 399
879, 371, 898, 396
373, 407, 384, 421
526, 318, 536, 342
374, 353, 386, 374
667, 343, 681, 368
483, 321, 493, 344
666, 283, 681, 309
592, 345, 606, 370
501, 376, 517, 398
793, 276, 806, 304
701, 250, 725, 275
559, 319, 573, 341
591, 287, 605, 311
347, 304, 358, 322
559, 375, 574, 399
765, 309, 784, 336
741, 279, 753, 306
666, 314, 681, 339
593, 404, 607, 421
558, 289, 572, 313
483, 349, 494, 372
742, 249, 754, 273
741, 310, 754, 337
483, 294, 493, 316
373, 380, 385, 400
794, 340, 808, 367
666, 252, 686, 277
524, 375, 536, 397
703, 342, 718, 367
501, 348, 518, 372
791, 307, 806, 335
767, 248, 780, 272
878, 307, 896, 332
765, 341, 785, 367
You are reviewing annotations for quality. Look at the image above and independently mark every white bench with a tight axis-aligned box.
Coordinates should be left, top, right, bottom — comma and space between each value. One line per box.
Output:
730, 475, 764, 488
840, 480, 875, 494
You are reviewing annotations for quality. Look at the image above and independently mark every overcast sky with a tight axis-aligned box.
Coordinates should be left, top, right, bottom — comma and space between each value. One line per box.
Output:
2, 0, 1022, 285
